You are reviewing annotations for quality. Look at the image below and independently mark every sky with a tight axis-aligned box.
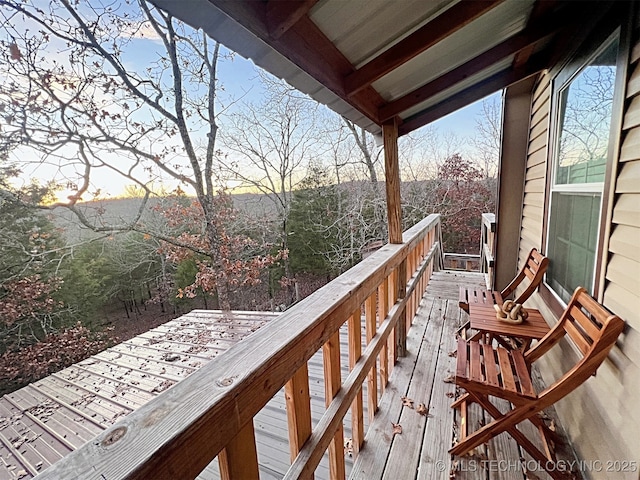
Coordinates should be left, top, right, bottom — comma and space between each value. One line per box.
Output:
217, 48, 493, 139
4, 3, 500, 201
47, 46, 497, 200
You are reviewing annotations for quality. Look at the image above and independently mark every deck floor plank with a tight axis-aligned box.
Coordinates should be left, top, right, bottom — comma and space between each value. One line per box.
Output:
382, 296, 446, 480
350, 295, 437, 479
485, 398, 527, 480
417, 298, 463, 480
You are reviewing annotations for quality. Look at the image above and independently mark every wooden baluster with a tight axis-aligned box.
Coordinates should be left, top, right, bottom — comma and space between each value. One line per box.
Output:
425, 233, 430, 293
365, 292, 378, 420
421, 241, 425, 296
396, 261, 407, 357
219, 421, 259, 480
387, 271, 397, 367
406, 253, 413, 331
378, 280, 389, 390
284, 364, 312, 471
416, 246, 421, 313
347, 309, 364, 452
406, 251, 412, 324
412, 247, 418, 317
422, 236, 427, 296
323, 332, 345, 480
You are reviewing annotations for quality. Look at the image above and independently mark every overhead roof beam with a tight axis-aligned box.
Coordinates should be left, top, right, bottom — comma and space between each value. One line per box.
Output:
512, 0, 558, 68
379, 11, 569, 122
206, 0, 384, 122
266, 0, 320, 39
398, 55, 547, 136
344, 0, 505, 97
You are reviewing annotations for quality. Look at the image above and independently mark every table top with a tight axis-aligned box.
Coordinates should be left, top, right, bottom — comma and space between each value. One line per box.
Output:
468, 303, 550, 339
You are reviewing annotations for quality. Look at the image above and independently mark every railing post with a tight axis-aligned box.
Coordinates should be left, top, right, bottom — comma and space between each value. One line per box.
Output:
284, 364, 312, 469
323, 332, 345, 480
348, 309, 365, 452
480, 213, 496, 289
365, 293, 378, 420
219, 421, 260, 480
383, 118, 407, 357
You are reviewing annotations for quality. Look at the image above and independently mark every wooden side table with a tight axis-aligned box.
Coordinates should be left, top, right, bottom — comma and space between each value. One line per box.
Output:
468, 303, 550, 351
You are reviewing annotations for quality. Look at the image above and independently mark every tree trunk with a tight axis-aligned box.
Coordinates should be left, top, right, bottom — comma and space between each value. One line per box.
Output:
122, 299, 130, 319
202, 202, 231, 311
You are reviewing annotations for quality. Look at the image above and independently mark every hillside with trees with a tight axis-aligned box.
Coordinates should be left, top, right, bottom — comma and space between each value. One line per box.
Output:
0, 0, 497, 395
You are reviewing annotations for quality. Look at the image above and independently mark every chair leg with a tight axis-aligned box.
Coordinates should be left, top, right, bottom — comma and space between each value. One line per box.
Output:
451, 396, 470, 441
455, 320, 470, 339
450, 394, 573, 480
449, 394, 521, 456
450, 392, 471, 409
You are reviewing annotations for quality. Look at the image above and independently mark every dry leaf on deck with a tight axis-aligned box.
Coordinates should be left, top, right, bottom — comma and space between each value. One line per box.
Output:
448, 350, 457, 357
344, 438, 354, 457
401, 396, 414, 408
446, 392, 455, 398
443, 374, 455, 383
416, 403, 428, 416
391, 422, 402, 435
449, 459, 460, 479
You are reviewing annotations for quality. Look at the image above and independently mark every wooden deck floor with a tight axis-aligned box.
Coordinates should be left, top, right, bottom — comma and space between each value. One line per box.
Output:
0, 270, 580, 479
350, 270, 580, 480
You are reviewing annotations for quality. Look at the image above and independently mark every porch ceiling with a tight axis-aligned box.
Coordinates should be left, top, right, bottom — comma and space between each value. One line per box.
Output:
149, 0, 587, 136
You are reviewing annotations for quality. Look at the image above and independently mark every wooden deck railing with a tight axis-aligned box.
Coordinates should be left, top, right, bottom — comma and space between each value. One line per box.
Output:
479, 212, 496, 288
37, 214, 443, 480
442, 252, 480, 271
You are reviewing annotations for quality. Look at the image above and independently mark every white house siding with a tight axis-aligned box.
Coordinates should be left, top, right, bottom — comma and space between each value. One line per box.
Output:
519, 71, 550, 263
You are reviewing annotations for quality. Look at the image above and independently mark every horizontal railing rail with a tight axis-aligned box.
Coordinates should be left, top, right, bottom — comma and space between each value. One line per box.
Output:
37, 214, 444, 480
443, 252, 481, 271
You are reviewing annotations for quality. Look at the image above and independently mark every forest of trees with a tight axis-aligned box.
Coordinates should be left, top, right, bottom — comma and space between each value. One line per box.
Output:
0, 0, 497, 394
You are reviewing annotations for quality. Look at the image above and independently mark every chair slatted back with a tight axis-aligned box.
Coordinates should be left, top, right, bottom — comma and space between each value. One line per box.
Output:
522, 249, 546, 281
564, 296, 606, 355
501, 248, 549, 305
525, 287, 624, 366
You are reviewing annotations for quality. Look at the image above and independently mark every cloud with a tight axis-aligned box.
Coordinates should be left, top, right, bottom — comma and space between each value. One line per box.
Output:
120, 21, 163, 42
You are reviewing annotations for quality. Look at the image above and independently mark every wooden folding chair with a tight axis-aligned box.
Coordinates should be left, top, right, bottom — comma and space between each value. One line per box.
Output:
459, 247, 549, 313
450, 287, 624, 480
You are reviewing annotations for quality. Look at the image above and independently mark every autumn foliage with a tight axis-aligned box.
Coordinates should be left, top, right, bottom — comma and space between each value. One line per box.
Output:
435, 154, 495, 253
155, 192, 285, 303
0, 324, 114, 395
0, 275, 62, 327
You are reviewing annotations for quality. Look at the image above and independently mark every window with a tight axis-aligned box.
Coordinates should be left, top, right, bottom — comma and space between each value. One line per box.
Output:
546, 38, 619, 304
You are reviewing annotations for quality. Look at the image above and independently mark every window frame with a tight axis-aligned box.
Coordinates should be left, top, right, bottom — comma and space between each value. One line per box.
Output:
540, 16, 630, 314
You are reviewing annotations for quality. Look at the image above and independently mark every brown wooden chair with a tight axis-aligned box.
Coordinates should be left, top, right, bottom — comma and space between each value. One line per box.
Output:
459, 247, 549, 313
450, 287, 624, 480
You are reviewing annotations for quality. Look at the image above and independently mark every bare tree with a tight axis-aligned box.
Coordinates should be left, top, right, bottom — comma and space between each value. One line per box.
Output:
341, 118, 383, 183
338, 118, 389, 240
0, 0, 250, 309
221, 77, 322, 303
472, 96, 502, 178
